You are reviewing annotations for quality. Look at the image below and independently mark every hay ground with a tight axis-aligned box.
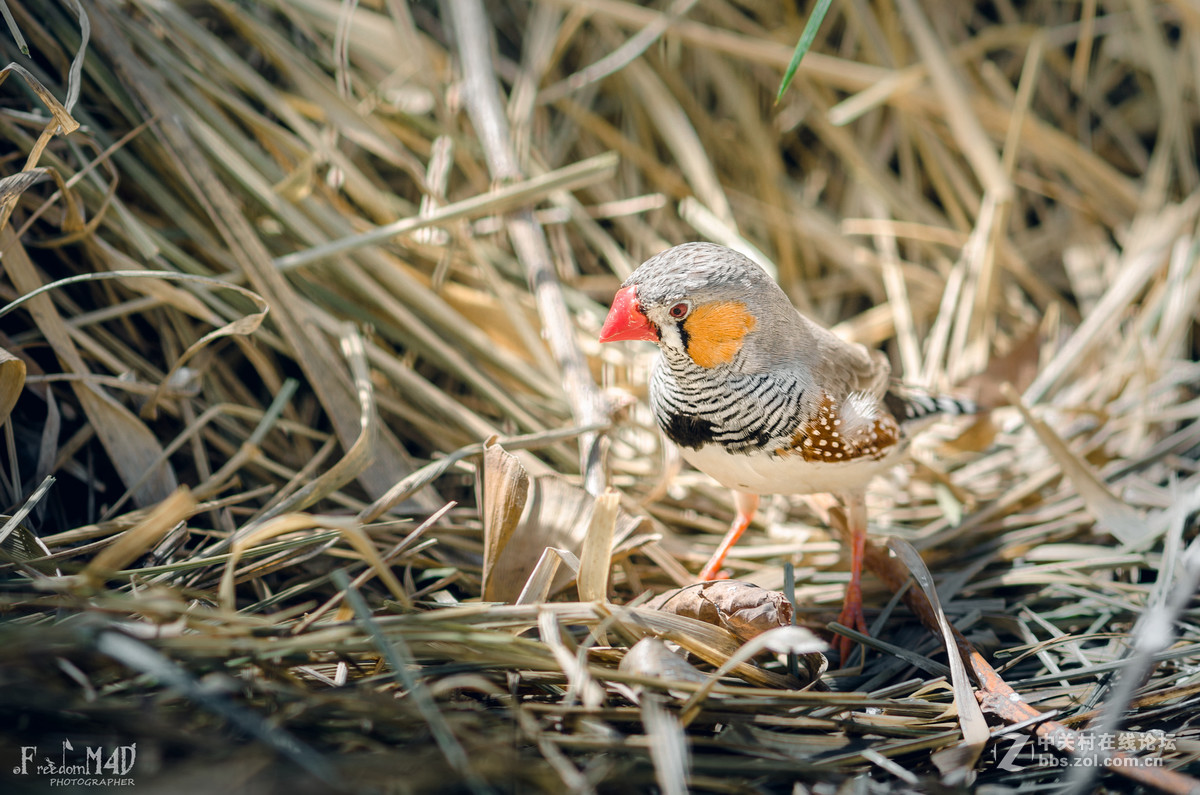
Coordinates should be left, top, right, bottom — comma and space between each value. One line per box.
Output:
1, 0, 1199, 792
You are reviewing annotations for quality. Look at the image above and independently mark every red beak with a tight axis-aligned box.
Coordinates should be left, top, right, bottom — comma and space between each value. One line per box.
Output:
599, 285, 657, 343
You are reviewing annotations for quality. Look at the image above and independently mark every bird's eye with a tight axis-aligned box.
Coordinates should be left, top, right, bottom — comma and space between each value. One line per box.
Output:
669, 302, 689, 319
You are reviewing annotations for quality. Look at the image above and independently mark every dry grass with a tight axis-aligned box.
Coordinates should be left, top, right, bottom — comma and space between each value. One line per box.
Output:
1, 0, 1198, 792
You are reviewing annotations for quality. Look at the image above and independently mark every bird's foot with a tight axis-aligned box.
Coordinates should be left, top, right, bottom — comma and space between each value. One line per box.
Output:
834, 587, 868, 663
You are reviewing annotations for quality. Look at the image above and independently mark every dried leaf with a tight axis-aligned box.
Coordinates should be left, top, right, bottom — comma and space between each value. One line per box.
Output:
648, 580, 794, 642
485, 471, 643, 603
514, 546, 571, 605
0, 345, 25, 425
618, 637, 707, 684
887, 537, 988, 783
578, 488, 618, 602
480, 441, 530, 602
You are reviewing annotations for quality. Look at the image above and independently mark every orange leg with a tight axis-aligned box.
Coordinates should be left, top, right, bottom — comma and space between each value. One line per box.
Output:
698, 491, 760, 581
835, 492, 870, 661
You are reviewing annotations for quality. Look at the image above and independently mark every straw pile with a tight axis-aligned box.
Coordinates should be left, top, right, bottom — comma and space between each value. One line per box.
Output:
1, 0, 1198, 792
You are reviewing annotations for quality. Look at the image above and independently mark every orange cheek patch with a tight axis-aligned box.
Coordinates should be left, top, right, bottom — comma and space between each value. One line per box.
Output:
682, 301, 757, 367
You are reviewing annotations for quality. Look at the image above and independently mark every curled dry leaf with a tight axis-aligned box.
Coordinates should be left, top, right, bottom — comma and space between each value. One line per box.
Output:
481, 442, 646, 603
480, 440, 530, 602
648, 580, 794, 643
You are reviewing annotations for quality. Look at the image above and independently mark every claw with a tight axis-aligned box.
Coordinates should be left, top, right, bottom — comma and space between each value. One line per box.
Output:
834, 492, 870, 663
834, 581, 868, 662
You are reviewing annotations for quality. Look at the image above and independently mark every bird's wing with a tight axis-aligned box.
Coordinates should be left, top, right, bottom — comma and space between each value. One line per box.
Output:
797, 314, 891, 401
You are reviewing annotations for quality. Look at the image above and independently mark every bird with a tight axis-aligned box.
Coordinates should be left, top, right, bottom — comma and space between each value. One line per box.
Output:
599, 242, 976, 660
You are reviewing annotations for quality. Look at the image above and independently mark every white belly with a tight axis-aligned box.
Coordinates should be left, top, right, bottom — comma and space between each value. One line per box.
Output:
680, 442, 902, 496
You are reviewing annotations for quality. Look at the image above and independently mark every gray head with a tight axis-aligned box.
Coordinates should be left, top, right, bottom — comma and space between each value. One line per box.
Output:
623, 242, 777, 309
601, 243, 802, 371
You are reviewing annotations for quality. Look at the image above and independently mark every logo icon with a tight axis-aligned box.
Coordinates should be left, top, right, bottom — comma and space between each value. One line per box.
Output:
13, 739, 137, 786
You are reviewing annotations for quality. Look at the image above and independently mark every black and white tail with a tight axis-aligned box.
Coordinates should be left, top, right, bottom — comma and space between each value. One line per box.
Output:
883, 387, 978, 429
